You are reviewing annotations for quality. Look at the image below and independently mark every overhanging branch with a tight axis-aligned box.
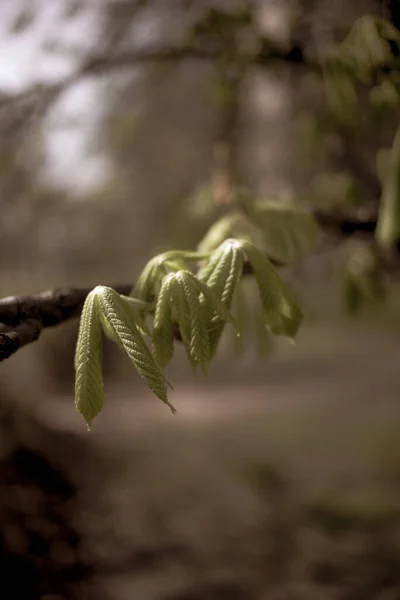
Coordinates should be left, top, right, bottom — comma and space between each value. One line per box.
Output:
0, 208, 397, 363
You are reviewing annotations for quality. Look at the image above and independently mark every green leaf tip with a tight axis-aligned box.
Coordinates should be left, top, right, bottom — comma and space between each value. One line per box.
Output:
97, 286, 175, 413
74, 287, 105, 429
74, 285, 177, 431
241, 240, 303, 340
75, 236, 304, 429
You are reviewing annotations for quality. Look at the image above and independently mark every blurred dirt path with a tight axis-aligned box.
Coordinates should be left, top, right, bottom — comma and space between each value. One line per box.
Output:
35, 326, 400, 438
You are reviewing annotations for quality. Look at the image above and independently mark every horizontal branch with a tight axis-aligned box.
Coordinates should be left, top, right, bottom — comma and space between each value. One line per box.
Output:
0, 205, 397, 363
0, 284, 133, 362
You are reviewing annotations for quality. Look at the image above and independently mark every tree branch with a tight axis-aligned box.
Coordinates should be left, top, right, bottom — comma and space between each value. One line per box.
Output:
0, 207, 397, 363
0, 284, 133, 362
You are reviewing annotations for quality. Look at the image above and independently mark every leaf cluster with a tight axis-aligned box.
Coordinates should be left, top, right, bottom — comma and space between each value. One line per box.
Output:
74, 239, 303, 429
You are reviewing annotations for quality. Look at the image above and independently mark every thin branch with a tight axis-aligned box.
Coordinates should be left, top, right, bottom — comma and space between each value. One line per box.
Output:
0, 284, 132, 362
0, 207, 397, 363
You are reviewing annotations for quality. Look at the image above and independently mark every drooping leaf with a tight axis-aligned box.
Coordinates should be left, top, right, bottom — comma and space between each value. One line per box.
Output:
207, 243, 243, 356
100, 312, 124, 350
152, 274, 175, 368
97, 286, 175, 412
170, 276, 191, 347
133, 250, 210, 302
199, 240, 240, 298
195, 240, 243, 356
241, 241, 303, 340
196, 278, 235, 325
74, 288, 104, 430
133, 259, 161, 303
119, 295, 152, 337
375, 126, 400, 250
196, 243, 227, 283
230, 279, 249, 356
120, 296, 153, 312
174, 272, 209, 373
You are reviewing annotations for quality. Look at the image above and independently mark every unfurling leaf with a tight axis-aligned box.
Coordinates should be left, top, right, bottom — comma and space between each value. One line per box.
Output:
74, 288, 104, 430
133, 250, 211, 303
375, 126, 400, 251
198, 240, 243, 356
133, 259, 161, 303
241, 241, 303, 340
152, 275, 175, 367
97, 286, 175, 412
178, 271, 211, 373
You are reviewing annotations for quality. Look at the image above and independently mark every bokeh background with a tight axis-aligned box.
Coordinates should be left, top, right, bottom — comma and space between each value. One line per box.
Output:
1, 1, 400, 599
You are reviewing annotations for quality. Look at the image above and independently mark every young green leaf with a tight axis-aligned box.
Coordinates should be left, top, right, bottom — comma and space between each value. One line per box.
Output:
152, 274, 175, 367
196, 278, 234, 325
74, 288, 104, 430
199, 240, 243, 356
230, 279, 249, 356
97, 286, 175, 412
200, 240, 236, 297
241, 241, 303, 340
133, 250, 210, 302
132, 258, 160, 302
119, 295, 152, 337
177, 271, 211, 373
196, 243, 227, 283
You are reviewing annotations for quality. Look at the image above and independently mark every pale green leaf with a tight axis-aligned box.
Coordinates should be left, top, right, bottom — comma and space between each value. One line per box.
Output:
241, 241, 303, 340
177, 271, 211, 373
199, 240, 243, 356
74, 288, 104, 430
133, 259, 160, 302
195, 278, 234, 325
100, 312, 124, 350
119, 295, 151, 337
201, 241, 236, 297
152, 274, 175, 367
170, 276, 191, 347
97, 286, 175, 412
196, 243, 227, 283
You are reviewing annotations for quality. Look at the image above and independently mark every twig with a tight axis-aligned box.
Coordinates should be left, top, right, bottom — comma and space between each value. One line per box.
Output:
0, 207, 397, 363
0, 284, 132, 362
